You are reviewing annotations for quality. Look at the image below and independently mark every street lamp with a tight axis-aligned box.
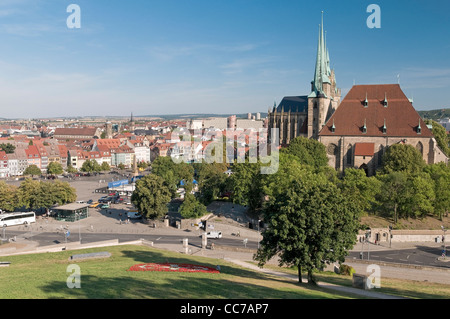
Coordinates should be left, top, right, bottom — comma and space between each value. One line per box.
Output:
76, 212, 82, 244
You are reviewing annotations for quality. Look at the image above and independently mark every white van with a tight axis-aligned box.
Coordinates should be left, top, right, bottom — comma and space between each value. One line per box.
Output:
205, 231, 222, 239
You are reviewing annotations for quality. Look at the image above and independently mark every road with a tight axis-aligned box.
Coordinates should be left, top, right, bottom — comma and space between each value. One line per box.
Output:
348, 245, 449, 269
3, 229, 260, 251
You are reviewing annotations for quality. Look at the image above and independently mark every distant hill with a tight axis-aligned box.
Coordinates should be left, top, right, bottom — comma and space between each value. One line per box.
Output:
418, 108, 450, 121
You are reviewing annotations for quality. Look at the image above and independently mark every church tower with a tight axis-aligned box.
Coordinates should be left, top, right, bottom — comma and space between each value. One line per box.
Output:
307, 12, 341, 139
130, 112, 135, 133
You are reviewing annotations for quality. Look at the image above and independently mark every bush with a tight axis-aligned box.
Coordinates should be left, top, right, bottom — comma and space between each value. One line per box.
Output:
339, 264, 355, 276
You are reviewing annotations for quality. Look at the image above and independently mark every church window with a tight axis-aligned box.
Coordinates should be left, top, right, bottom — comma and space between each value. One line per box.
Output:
346, 145, 352, 165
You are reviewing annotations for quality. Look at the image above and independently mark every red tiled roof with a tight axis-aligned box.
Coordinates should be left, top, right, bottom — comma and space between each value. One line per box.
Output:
354, 143, 375, 156
319, 84, 433, 137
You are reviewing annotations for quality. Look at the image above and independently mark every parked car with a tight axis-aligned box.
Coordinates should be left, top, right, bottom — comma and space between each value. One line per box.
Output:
100, 204, 110, 209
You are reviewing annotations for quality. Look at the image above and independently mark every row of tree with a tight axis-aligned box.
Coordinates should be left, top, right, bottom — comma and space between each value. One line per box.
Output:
0, 179, 77, 212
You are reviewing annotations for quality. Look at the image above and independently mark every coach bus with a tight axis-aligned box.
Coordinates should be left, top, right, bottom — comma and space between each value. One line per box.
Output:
0, 212, 36, 227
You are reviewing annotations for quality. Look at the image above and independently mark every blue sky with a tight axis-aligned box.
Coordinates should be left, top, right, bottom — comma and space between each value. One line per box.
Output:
0, 0, 449, 118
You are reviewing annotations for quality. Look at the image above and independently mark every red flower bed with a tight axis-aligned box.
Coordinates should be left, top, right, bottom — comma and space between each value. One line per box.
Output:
127, 263, 220, 273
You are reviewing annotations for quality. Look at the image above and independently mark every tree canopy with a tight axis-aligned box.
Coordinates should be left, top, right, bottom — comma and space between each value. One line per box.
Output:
255, 168, 361, 284
281, 137, 328, 169
47, 162, 64, 175
23, 165, 42, 177
380, 144, 426, 174
131, 174, 172, 220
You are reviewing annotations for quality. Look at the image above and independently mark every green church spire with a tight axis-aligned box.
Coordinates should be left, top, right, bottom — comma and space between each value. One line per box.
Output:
310, 11, 330, 97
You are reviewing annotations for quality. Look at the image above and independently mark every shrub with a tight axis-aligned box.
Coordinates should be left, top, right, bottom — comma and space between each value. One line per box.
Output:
339, 264, 355, 276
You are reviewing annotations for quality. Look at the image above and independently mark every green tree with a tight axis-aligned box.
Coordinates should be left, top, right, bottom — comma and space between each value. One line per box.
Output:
229, 160, 263, 211
196, 162, 228, 205
0, 181, 18, 212
131, 174, 172, 220
23, 165, 42, 177
338, 168, 381, 215
152, 156, 194, 197
282, 136, 328, 169
100, 161, 111, 172
406, 173, 435, 218
66, 164, 77, 173
81, 159, 101, 173
17, 178, 41, 210
376, 172, 409, 224
424, 163, 450, 220
47, 162, 64, 175
425, 120, 449, 157
381, 144, 426, 174
178, 193, 208, 219
255, 169, 361, 284
0, 143, 16, 154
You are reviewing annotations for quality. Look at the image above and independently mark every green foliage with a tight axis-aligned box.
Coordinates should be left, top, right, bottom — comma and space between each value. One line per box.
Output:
152, 156, 194, 196
195, 162, 228, 205
255, 168, 361, 284
178, 193, 208, 219
376, 171, 409, 224
0, 143, 16, 154
0, 181, 18, 212
100, 161, 111, 172
339, 264, 356, 276
23, 165, 41, 177
131, 174, 172, 220
381, 144, 426, 174
425, 120, 450, 157
282, 137, 328, 169
338, 168, 381, 215
15, 178, 76, 210
229, 160, 263, 211
424, 163, 450, 220
81, 159, 101, 173
66, 164, 77, 173
47, 162, 64, 175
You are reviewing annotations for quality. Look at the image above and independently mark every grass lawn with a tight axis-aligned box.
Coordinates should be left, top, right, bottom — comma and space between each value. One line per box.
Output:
0, 245, 358, 299
255, 263, 450, 299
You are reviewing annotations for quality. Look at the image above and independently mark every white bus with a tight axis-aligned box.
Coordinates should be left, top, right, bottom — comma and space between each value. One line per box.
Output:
0, 212, 36, 227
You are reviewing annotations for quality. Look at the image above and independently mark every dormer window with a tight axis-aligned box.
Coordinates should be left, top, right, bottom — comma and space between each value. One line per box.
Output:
382, 119, 387, 134
383, 93, 388, 107
362, 119, 367, 134
331, 119, 335, 133
417, 120, 422, 135
363, 93, 368, 107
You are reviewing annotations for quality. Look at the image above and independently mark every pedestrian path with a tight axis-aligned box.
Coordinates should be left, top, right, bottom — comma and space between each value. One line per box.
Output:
224, 258, 407, 299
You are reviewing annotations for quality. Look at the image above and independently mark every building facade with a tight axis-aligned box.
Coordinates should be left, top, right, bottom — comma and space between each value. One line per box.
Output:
318, 84, 448, 175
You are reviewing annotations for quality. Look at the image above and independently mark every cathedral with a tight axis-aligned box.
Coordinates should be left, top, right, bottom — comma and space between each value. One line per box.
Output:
268, 13, 448, 174
268, 13, 341, 145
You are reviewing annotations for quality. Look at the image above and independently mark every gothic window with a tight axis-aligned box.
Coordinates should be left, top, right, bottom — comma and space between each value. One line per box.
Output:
416, 142, 423, 155
346, 145, 352, 165
378, 145, 384, 166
